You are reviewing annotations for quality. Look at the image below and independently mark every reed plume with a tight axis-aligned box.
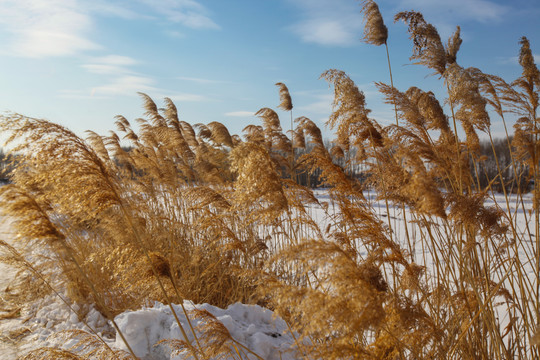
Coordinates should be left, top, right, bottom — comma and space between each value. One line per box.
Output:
446, 26, 462, 65
207, 121, 234, 148
395, 11, 446, 76
518, 37, 540, 90
511, 37, 539, 168
275, 82, 293, 111
359, 0, 388, 46
230, 142, 288, 222
445, 64, 491, 135
321, 69, 382, 153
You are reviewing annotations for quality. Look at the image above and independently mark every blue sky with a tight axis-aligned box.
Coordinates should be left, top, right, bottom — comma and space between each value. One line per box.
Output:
0, 0, 538, 140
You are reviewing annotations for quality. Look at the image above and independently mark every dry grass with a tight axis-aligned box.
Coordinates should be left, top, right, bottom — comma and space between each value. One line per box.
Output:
0, 3, 539, 359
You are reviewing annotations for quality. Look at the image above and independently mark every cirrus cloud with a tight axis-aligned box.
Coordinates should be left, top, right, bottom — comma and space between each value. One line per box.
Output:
224, 111, 255, 117
0, 0, 99, 58
287, 0, 363, 47
0, 0, 219, 59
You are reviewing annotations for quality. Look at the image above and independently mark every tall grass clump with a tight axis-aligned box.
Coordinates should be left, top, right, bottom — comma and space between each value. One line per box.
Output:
0, 1, 539, 359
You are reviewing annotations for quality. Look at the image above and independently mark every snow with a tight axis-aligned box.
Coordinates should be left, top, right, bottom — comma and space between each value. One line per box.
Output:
1, 284, 298, 359
0, 216, 27, 359
114, 302, 297, 359
0, 207, 298, 359
0, 189, 537, 358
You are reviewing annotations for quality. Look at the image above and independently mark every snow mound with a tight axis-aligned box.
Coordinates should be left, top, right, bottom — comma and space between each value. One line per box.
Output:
114, 301, 299, 360
25, 292, 113, 343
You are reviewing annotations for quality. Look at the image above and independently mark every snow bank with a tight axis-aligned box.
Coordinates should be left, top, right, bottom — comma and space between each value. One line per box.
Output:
11, 292, 299, 359
114, 301, 299, 360
25, 293, 113, 343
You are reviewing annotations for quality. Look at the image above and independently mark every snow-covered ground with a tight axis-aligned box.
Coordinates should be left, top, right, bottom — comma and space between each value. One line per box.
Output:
0, 263, 22, 359
0, 216, 28, 359
0, 215, 299, 359
0, 190, 536, 359
0, 265, 298, 359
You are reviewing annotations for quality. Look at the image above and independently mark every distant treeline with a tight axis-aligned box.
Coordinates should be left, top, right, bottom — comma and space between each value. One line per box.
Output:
289, 136, 531, 193
0, 137, 532, 192
471, 136, 531, 193
0, 148, 15, 184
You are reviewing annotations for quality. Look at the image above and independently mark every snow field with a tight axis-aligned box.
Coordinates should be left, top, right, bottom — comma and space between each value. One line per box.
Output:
0, 189, 537, 358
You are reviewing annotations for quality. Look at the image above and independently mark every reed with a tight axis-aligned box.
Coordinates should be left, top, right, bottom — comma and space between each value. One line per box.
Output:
0, 3, 538, 359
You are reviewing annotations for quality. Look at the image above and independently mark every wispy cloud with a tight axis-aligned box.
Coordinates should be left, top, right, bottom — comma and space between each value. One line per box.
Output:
91, 73, 207, 101
86, 0, 219, 29
87, 0, 219, 29
80, 54, 149, 97
291, 19, 358, 46
0, 0, 219, 59
287, 0, 510, 48
64, 53, 208, 101
287, 0, 363, 47
0, 0, 99, 58
224, 111, 255, 117
62, 75, 208, 101
93, 55, 139, 66
178, 76, 225, 84
135, 0, 220, 29
297, 93, 333, 114
498, 54, 540, 65
398, 0, 508, 23
165, 30, 185, 39
91, 75, 156, 97
167, 93, 208, 102
81, 55, 139, 75
85, 1, 143, 20
58, 89, 107, 100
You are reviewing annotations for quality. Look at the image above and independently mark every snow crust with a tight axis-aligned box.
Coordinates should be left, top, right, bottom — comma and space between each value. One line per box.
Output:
114, 302, 298, 359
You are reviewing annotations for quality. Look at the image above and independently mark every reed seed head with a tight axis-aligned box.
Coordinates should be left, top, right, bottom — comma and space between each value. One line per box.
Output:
275, 82, 293, 111
360, 0, 388, 46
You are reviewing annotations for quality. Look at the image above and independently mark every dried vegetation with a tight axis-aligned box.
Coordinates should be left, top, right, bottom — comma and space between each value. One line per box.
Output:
0, 2, 539, 359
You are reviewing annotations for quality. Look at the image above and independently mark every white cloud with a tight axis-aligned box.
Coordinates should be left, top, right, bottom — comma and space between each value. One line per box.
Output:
0, 0, 99, 58
0, 0, 218, 59
287, 0, 363, 47
224, 111, 255, 117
